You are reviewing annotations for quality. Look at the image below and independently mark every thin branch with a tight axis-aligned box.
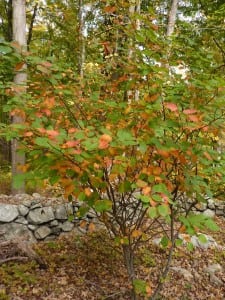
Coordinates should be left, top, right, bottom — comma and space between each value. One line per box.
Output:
27, 3, 38, 50
0, 256, 29, 265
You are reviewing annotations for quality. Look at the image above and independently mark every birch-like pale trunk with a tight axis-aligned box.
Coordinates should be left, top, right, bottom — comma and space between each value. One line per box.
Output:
127, 0, 141, 102
11, 0, 27, 194
78, 0, 85, 78
167, 0, 179, 37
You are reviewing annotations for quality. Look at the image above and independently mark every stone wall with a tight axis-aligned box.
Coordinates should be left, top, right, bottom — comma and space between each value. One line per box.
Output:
0, 193, 225, 243
0, 193, 97, 243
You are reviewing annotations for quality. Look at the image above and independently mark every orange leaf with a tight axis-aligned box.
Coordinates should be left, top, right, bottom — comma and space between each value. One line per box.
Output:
84, 188, 92, 197
164, 102, 178, 112
80, 220, 88, 228
142, 186, 151, 195
98, 134, 112, 149
187, 114, 200, 122
183, 109, 197, 115
131, 230, 142, 238
68, 128, 77, 133
24, 131, 33, 137
15, 61, 25, 71
203, 151, 212, 160
146, 285, 152, 297
157, 149, 170, 158
62, 140, 80, 148
88, 223, 95, 233
46, 129, 59, 138
41, 108, 52, 116
104, 6, 117, 13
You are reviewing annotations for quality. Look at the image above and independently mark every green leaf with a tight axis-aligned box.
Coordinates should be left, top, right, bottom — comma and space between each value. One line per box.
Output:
198, 234, 208, 244
160, 236, 169, 248
157, 204, 170, 217
187, 242, 194, 251
133, 279, 147, 296
152, 183, 169, 195
35, 137, 51, 148
204, 219, 219, 231
94, 200, 112, 212
148, 207, 157, 218
0, 45, 12, 54
151, 194, 162, 202
139, 195, 150, 204
117, 129, 137, 146
68, 214, 74, 222
175, 239, 183, 247
118, 181, 132, 193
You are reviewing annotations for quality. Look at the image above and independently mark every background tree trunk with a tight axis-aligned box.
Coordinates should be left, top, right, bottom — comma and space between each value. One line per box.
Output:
167, 0, 179, 37
78, 0, 85, 78
11, 0, 27, 194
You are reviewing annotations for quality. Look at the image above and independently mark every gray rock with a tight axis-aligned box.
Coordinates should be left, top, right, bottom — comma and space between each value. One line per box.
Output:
73, 206, 79, 212
191, 234, 218, 250
15, 216, 28, 225
0, 223, 35, 242
197, 203, 207, 211
207, 199, 215, 209
60, 221, 74, 232
14, 193, 32, 202
51, 227, 62, 235
28, 224, 37, 231
215, 209, 224, 216
50, 220, 59, 227
55, 205, 67, 220
72, 226, 86, 236
34, 226, 52, 239
18, 204, 29, 216
77, 226, 87, 235
32, 193, 42, 199
0, 204, 19, 222
27, 207, 55, 224
22, 200, 32, 207
87, 209, 97, 218
44, 235, 57, 241
30, 203, 42, 210
203, 209, 215, 218
171, 267, 193, 281
65, 203, 73, 215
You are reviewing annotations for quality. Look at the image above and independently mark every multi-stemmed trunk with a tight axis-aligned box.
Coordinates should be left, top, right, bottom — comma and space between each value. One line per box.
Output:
11, 0, 27, 194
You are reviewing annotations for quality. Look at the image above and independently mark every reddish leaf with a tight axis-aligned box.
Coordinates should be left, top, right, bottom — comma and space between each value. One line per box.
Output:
15, 61, 25, 71
187, 114, 200, 122
62, 140, 80, 148
104, 6, 117, 13
183, 109, 197, 115
24, 131, 33, 137
203, 151, 212, 160
46, 130, 59, 138
98, 134, 112, 149
164, 102, 178, 112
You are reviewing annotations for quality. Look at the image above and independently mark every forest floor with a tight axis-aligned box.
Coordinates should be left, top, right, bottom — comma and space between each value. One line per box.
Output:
0, 217, 225, 300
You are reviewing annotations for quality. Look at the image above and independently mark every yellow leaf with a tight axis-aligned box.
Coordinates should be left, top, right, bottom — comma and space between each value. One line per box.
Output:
131, 230, 142, 238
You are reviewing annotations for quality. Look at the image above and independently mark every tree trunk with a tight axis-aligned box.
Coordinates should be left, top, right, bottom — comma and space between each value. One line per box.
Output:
11, 0, 27, 194
7, 0, 13, 41
122, 244, 137, 300
78, 0, 85, 78
167, 0, 179, 37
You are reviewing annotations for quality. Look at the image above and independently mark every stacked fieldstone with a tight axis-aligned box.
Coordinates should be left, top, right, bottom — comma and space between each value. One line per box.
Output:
0, 193, 97, 242
0, 193, 225, 243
